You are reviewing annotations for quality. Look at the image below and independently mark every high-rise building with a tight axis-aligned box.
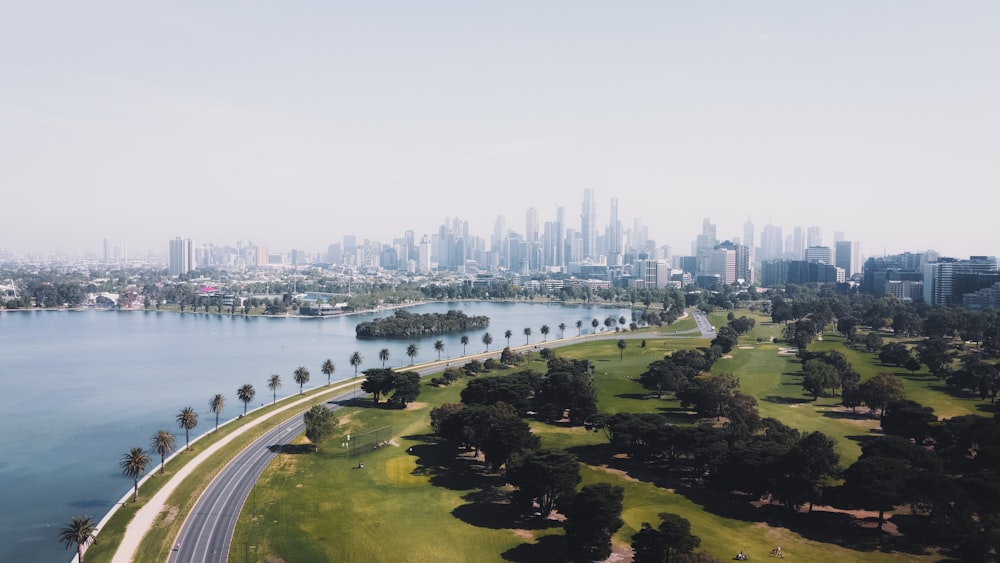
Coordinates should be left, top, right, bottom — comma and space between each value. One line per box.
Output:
834, 240, 862, 278
607, 197, 622, 266
760, 224, 783, 262
807, 226, 822, 248
743, 219, 755, 265
555, 206, 565, 268
791, 226, 805, 259
525, 208, 539, 244
168, 237, 195, 276
804, 246, 833, 264
581, 189, 597, 260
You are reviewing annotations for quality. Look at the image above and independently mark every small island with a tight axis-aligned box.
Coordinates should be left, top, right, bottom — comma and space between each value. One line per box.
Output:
355, 309, 489, 338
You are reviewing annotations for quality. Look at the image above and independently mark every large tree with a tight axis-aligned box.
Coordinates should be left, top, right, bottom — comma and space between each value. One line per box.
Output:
321, 359, 335, 385
617, 339, 627, 360
303, 404, 337, 450
860, 373, 906, 417
293, 366, 310, 394
120, 447, 150, 502
58, 515, 98, 563
361, 368, 396, 404
840, 455, 911, 529
390, 371, 421, 406
149, 429, 176, 474
267, 373, 282, 405
175, 406, 198, 451
631, 512, 701, 563
209, 393, 224, 432
237, 384, 255, 416
507, 449, 581, 516
564, 483, 625, 562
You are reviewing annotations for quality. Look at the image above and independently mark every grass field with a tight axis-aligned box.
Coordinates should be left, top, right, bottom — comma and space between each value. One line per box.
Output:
227, 312, 988, 562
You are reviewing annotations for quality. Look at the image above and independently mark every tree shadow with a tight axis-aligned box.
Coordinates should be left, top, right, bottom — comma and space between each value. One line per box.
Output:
822, 410, 877, 421
763, 395, 813, 405
616, 392, 655, 400
501, 534, 565, 562
268, 443, 313, 454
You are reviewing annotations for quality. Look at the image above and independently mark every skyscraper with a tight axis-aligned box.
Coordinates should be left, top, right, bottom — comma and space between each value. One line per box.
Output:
581, 189, 597, 261
168, 237, 195, 276
607, 197, 622, 266
555, 206, 565, 268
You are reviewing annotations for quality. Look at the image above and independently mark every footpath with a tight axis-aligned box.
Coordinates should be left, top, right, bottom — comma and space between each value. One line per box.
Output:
92, 380, 356, 563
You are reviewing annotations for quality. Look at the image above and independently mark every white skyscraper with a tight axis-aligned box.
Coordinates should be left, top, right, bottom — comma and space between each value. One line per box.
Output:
581, 189, 597, 260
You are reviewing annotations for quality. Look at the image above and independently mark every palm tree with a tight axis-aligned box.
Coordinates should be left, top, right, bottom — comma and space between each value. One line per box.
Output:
321, 359, 335, 386
524, 327, 532, 344
592, 318, 600, 332
460, 335, 469, 355
120, 447, 150, 502
350, 351, 363, 376
540, 324, 550, 341
237, 384, 255, 416
618, 339, 627, 360
176, 407, 198, 451
267, 374, 282, 404
619, 315, 627, 328
576, 320, 583, 336
209, 394, 224, 432
379, 348, 390, 367
58, 515, 98, 563
504, 329, 512, 347
558, 322, 566, 338
293, 366, 310, 394
150, 429, 176, 474
482, 332, 493, 352
434, 340, 445, 360
406, 343, 418, 365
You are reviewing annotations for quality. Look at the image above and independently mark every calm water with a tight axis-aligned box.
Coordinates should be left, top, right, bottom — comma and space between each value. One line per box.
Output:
0, 301, 630, 562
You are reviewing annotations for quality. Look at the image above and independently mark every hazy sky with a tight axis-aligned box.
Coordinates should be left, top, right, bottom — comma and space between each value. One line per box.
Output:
2, 2, 997, 258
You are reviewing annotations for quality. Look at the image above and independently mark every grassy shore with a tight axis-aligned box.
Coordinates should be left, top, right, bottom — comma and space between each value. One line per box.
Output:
224, 310, 986, 562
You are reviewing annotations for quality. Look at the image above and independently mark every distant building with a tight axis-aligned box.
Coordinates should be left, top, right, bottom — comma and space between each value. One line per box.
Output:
834, 240, 863, 278
923, 256, 999, 306
168, 237, 195, 276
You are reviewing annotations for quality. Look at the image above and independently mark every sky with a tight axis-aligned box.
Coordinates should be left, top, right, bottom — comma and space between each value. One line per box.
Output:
2, 2, 997, 259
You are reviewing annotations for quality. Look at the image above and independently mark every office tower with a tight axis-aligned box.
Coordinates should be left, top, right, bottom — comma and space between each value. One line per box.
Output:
555, 206, 565, 268
923, 256, 998, 306
693, 218, 717, 274
608, 197, 622, 266
743, 219, 755, 264
760, 223, 783, 262
835, 240, 862, 278
525, 208, 539, 243
807, 226, 822, 248
792, 226, 805, 260
805, 246, 833, 264
103, 238, 110, 263
168, 237, 195, 276
492, 215, 506, 255
418, 236, 432, 273
581, 189, 597, 260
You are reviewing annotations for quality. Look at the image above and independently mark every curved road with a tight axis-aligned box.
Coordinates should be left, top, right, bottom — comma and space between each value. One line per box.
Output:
170, 390, 354, 562
167, 309, 713, 562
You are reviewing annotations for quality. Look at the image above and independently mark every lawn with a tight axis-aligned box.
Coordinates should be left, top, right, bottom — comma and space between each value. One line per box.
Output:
227, 313, 982, 562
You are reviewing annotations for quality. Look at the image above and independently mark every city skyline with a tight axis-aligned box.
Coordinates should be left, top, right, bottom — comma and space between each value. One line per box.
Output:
2, 3, 997, 258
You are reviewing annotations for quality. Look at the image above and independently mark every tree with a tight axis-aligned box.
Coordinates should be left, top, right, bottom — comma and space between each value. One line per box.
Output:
801, 359, 840, 400
482, 332, 493, 352
361, 368, 396, 404
775, 431, 841, 511
505, 329, 513, 347
434, 340, 445, 360
559, 322, 567, 338
524, 327, 532, 344
321, 359, 335, 385
267, 373, 282, 405
461, 335, 469, 355
303, 404, 337, 450
209, 393, 224, 433
120, 447, 150, 502
350, 351, 363, 376
58, 515, 98, 563
293, 366, 310, 394
176, 406, 198, 451
390, 371, 421, 406
379, 348, 390, 367
565, 483, 625, 562
711, 326, 739, 353
860, 373, 906, 417
592, 318, 600, 332
507, 449, 581, 515
576, 320, 583, 336
631, 512, 701, 563
149, 429, 176, 474
617, 339, 627, 360
406, 343, 418, 365
540, 324, 550, 341
840, 455, 911, 529
237, 384, 255, 416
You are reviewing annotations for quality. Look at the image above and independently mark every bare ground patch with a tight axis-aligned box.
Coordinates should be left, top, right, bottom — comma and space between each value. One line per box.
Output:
405, 401, 428, 411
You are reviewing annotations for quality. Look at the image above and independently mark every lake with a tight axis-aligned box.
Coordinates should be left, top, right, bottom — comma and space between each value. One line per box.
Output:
0, 301, 632, 562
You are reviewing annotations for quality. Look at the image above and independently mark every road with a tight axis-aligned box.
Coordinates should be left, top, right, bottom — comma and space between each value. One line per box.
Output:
169, 390, 354, 562
165, 309, 713, 562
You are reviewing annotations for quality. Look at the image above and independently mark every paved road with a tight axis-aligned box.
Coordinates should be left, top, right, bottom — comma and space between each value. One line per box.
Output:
170, 390, 354, 562
166, 309, 713, 562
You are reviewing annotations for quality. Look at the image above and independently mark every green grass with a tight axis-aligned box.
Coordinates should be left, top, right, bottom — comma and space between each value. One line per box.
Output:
219, 313, 990, 562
